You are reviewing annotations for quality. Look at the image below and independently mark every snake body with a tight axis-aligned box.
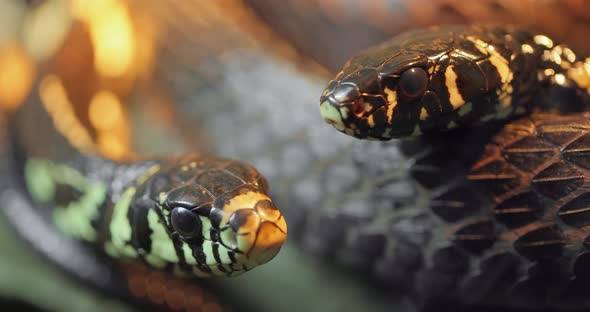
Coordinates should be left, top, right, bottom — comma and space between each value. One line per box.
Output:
3, 59, 286, 310
153, 16, 590, 309
320, 25, 590, 139
7, 2, 590, 311
318, 25, 590, 309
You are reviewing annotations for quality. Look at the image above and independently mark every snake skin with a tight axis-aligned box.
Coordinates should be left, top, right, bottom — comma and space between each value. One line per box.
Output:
141, 1, 590, 310
5, 1, 590, 311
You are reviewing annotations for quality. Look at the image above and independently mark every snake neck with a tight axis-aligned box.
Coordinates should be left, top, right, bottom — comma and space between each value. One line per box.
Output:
320, 26, 590, 139
11, 91, 165, 255
23, 154, 158, 243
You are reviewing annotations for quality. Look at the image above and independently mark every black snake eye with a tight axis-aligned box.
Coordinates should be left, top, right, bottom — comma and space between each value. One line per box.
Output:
398, 67, 428, 98
171, 207, 202, 238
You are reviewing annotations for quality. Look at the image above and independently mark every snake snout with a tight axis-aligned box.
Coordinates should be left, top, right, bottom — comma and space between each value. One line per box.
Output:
219, 191, 287, 269
320, 82, 362, 132
248, 219, 288, 265
231, 200, 287, 266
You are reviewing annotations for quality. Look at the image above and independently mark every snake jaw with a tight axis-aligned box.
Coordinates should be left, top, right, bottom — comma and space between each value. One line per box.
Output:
320, 98, 347, 132
246, 219, 287, 265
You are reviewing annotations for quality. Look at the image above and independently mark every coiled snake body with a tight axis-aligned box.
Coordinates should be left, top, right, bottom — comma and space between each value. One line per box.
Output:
1, 26, 287, 312
319, 25, 590, 310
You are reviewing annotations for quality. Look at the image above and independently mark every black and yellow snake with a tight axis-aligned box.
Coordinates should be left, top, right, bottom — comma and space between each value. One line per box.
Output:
5, 1, 590, 312
319, 24, 590, 310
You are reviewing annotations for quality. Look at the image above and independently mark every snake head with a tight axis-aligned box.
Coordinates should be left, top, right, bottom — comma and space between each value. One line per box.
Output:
132, 155, 287, 277
321, 26, 509, 140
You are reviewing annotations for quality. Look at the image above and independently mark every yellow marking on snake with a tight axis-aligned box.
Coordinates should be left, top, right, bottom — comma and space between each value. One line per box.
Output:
468, 36, 514, 108
551, 48, 563, 65
384, 87, 397, 122
554, 73, 566, 85
444, 65, 465, 109
569, 64, 590, 88
534, 35, 554, 48
136, 164, 160, 185
563, 47, 577, 63
467, 37, 513, 84
420, 107, 429, 120
219, 191, 270, 225
454, 48, 481, 60
521, 44, 534, 54
544, 68, 555, 76
384, 87, 397, 104
367, 115, 375, 127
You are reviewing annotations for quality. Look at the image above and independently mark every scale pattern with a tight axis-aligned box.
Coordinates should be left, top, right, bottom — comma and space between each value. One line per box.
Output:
320, 25, 590, 140
154, 22, 590, 310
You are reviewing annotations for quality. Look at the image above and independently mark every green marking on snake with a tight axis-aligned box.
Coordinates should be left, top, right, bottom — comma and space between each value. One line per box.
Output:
52, 161, 88, 187
320, 100, 345, 131
457, 101, 473, 117
19, 141, 286, 280
24, 159, 55, 203
106, 186, 138, 258
25, 158, 107, 241
218, 246, 232, 265
182, 243, 198, 265
200, 215, 212, 240
146, 208, 178, 266
203, 240, 216, 266
53, 182, 106, 241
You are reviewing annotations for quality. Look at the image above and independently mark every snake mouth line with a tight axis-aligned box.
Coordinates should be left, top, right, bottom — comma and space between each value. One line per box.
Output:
320, 99, 348, 131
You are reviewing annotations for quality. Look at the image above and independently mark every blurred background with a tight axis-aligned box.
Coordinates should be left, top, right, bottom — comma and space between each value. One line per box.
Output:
1, 0, 590, 311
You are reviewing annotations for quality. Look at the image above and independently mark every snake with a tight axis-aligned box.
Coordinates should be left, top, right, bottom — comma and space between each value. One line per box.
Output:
1, 18, 287, 312
318, 24, 590, 309
5, 1, 590, 312
320, 25, 590, 139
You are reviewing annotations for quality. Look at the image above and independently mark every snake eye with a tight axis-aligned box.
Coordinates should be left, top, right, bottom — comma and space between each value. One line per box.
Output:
398, 67, 428, 98
171, 207, 202, 238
